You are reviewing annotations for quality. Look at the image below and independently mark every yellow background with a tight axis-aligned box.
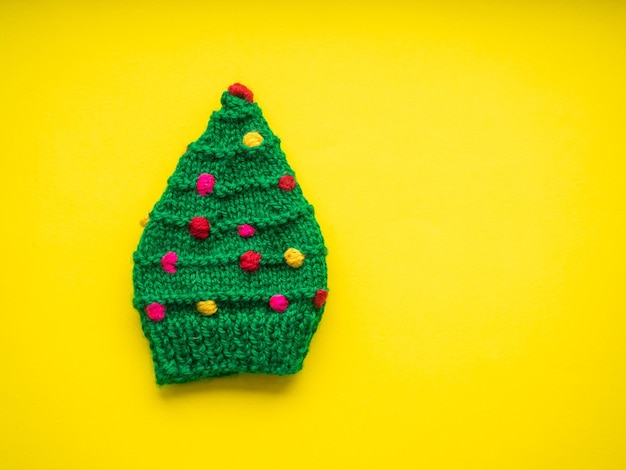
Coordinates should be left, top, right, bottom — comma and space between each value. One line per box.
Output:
1, 1, 625, 468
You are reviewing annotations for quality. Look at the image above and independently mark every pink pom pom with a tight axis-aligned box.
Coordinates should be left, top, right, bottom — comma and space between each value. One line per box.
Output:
161, 251, 178, 273
146, 302, 165, 322
196, 173, 215, 196
237, 224, 255, 238
269, 295, 289, 313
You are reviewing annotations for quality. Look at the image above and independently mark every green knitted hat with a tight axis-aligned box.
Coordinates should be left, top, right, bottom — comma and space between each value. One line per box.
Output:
133, 83, 329, 385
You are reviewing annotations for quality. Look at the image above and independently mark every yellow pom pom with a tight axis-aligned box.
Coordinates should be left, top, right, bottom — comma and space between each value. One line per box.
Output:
140, 215, 150, 227
243, 131, 263, 148
284, 248, 305, 268
196, 300, 218, 316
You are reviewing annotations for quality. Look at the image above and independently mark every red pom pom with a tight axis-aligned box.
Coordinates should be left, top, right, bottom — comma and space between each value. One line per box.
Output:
189, 217, 210, 239
313, 289, 328, 307
240, 251, 262, 272
278, 175, 296, 191
228, 83, 254, 102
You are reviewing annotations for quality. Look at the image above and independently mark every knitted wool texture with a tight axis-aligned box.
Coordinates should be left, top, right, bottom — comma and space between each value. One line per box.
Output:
133, 84, 328, 385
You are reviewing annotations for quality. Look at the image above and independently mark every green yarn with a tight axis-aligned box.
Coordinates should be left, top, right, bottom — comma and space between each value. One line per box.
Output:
133, 86, 328, 385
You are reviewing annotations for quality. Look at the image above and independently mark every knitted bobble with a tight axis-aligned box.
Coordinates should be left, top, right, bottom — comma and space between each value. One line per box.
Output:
189, 217, 210, 239
237, 224, 255, 238
243, 132, 263, 148
196, 173, 215, 196
284, 248, 305, 268
139, 215, 150, 227
240, 251, 262, 272
196, 300, 218, 316
278, 175, 296, 191
146, 302, 165, 322
228, 83, 254, 102
161, 251, 178, 274
269, 295, 289, 313
313, 289, 328, 308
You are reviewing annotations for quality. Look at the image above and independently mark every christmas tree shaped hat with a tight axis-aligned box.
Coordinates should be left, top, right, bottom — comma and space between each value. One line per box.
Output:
133, 83, 329, 384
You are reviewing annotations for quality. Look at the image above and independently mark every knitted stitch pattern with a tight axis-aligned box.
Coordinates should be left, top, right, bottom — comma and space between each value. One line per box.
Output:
133, 84, 329, 385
